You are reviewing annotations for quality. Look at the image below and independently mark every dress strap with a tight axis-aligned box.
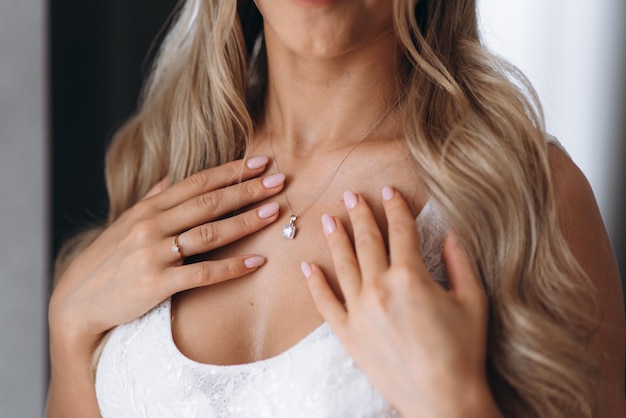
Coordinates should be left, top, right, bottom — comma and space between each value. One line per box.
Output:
545, 133, 572, 159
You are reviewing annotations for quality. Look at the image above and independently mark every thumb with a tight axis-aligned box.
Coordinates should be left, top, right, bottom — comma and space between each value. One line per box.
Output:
143, 178, 169, 200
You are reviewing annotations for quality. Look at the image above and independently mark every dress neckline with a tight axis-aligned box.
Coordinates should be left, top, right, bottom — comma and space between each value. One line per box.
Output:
163, 298, 332, 370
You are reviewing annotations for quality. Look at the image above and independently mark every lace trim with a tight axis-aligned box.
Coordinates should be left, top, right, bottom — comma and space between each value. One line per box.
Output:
96, 299, 400, 417
416, 199, 449, 287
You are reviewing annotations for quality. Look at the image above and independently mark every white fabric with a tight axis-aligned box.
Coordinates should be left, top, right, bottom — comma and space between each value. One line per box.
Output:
95, 203, 449, 418
546, 133, 571, 159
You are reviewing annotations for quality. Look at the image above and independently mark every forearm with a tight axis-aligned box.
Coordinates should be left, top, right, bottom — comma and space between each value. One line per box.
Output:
47, 373, 101, 418
47, 332, 101, 417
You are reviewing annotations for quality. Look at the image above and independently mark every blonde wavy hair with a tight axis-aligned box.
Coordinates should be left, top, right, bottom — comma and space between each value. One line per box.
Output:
56, 0, 601, 416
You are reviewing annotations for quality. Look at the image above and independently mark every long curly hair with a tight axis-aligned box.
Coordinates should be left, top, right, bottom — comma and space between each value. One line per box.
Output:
56, 1, 601, 416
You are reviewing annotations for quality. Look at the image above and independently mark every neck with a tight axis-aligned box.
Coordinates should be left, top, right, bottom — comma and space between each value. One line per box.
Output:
262, 25, 404, 156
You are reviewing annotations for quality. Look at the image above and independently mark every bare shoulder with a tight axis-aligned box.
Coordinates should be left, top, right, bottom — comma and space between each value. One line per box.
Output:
548, 143, 625, 417
547, 143, 617, 276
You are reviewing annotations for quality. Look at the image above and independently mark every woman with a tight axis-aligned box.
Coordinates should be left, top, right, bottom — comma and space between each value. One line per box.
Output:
47, 0, 624, 417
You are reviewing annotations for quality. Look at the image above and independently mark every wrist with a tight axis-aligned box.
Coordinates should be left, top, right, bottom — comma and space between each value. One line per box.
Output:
450, 380, 502, 418
49, 299, 104, 357
397, 378, 502, 418
49, 336, 95, 378
49, 316, 102, 375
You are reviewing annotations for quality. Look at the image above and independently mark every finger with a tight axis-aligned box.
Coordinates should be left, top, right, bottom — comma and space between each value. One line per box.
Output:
343, 191, 388, 279
176, 202, 280, 256
151, 156, 270, 210
322, 214, 362, 301
301, 262, 348, 331
142, 178, 168, 200
443, 232, 486, 305
382, 186, 427, 273
158, 172, 285, 235
163, 254, 266, 294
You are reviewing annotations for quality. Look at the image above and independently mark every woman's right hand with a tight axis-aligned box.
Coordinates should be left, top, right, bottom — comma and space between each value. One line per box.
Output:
48, 156, 284, 357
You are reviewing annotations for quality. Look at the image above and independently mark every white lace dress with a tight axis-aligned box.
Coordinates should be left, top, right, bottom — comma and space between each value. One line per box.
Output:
95, 201, 450, 418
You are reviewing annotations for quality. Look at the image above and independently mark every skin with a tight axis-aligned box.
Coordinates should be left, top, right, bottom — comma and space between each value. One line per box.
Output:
48, 0, 625, 416
170, 0, 413, 368
548, 146, 625, 417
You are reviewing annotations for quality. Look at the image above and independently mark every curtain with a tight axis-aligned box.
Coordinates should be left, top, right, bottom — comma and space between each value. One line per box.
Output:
50, 0, 178, 260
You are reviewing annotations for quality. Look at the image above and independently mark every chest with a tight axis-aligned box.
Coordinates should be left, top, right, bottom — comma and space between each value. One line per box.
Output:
171, 148, 428, 366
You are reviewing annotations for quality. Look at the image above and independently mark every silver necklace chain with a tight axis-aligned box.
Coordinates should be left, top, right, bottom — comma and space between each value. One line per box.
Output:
267, 94, 404, 239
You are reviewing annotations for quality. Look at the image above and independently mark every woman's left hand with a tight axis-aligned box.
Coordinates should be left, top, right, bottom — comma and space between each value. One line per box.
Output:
301, 187, 502, 418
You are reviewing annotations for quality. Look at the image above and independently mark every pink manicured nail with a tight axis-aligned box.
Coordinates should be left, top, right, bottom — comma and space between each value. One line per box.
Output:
343, 190, 358, 210
382, 186, 395, 201
300, 261, 312, 278
321, 214, 336, 235
257, 202, 280, 219
246, 156, 269, 169
244, 256, 266, 269
262, 173, 286, 188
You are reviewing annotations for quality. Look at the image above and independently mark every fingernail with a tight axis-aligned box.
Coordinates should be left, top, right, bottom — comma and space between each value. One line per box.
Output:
300, 261, 312, 278
257, 202, 280, 219
246, 156, 269, 169
244, 256, 266, 268
382, 186, 395, 201
321, 214, 336, 235
343, 190, 358, 210
262, 173, 286, 188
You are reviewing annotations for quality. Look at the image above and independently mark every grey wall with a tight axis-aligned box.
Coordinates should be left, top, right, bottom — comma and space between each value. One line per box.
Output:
0, 0, 47, 416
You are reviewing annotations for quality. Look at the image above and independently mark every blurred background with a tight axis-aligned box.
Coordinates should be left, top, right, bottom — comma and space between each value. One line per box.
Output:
0, 0, 623, 415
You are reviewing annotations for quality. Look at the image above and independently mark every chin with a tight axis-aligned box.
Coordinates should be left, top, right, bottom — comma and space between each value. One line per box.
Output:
293, 0, 342, 7
259, 0, 394, 59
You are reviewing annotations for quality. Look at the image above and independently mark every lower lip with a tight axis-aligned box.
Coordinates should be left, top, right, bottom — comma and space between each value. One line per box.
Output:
294, 0, 339, 7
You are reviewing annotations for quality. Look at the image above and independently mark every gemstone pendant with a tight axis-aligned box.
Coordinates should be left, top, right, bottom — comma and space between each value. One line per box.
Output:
283, 215, 297, 239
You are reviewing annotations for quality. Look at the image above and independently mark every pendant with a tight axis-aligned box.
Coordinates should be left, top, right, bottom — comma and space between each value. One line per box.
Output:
282, 215, 297, 239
